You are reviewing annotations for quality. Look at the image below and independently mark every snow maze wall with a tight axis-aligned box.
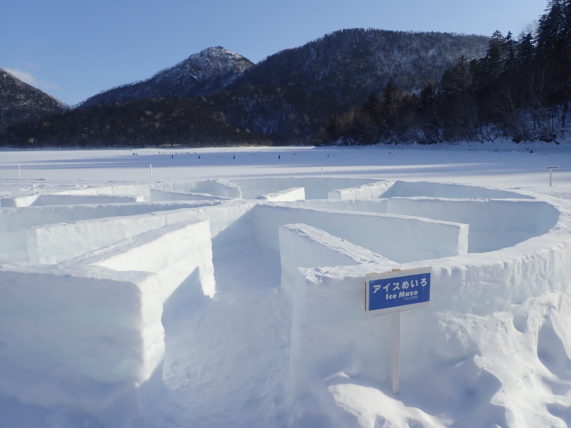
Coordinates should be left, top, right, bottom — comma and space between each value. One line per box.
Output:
1, 177, 570, 427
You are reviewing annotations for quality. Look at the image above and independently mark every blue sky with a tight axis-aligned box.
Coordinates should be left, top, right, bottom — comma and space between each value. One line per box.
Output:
1, 0, 547, 105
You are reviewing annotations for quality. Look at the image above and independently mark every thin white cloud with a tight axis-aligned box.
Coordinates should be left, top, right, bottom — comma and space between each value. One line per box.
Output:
2, 66, 61, 96
4, 68, 37, 85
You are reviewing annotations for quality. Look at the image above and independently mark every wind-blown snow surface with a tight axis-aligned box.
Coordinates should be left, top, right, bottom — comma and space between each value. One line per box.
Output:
0, 144, 571, 428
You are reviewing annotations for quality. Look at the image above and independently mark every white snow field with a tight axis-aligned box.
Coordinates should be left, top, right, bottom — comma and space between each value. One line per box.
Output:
1, 144, 571, 428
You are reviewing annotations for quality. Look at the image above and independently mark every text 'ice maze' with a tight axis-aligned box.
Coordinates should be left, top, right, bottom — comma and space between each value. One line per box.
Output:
0, 176, 569, 423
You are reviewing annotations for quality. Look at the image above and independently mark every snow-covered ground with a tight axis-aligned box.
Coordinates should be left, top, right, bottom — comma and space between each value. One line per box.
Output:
0, 144, 570, 428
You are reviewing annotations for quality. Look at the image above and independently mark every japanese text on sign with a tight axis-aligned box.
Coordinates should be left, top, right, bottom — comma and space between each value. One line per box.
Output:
365, 268, 431, 313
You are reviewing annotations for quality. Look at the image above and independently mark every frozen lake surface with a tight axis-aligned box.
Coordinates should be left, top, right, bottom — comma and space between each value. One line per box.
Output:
1, 144, 571, 188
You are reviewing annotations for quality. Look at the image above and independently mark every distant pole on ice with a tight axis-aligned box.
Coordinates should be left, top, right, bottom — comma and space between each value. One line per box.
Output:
545, 166, 559, 187
149, 164, 153, 183
18, 164, 21, 179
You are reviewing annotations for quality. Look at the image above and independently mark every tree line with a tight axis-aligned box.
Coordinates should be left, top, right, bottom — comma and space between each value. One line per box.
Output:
1, 97, 270, 147
325, 0, 571, 144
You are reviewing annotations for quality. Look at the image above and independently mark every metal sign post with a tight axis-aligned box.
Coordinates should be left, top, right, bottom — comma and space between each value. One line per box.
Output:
545, 166, 559, 187
389, 312, 401, 394
365, 267, 431, 394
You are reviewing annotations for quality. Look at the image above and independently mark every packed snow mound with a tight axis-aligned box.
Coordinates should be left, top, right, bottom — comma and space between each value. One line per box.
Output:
0, 177, 570, 427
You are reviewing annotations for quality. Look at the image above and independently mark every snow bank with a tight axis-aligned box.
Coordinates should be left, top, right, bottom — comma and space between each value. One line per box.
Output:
326, 381, 449, 427
288, 263, 397, 410
328, 180, 394, 200
279, 223, 395, 298
52, 184, 151, 201
301, 199, 389, 214
0, 266, 161, 413
253, 204, 469, 262
289, 239, 571, 422
85, 220, 216, 300
381, 180, 533, 199
0, 193, 39, 208
302, 196, 558, 253
385, 197, 558, 253
287, 198, 571, 425
0, 220, 216, 421
33, 194, 139, 206
0, 200, 213, 232
0, 201, 216, 262
258, 187, 305, 202
27, 201, 255, 264
154, 179, 241, 198
231, 177, 376, 199
150, 189, 228, 202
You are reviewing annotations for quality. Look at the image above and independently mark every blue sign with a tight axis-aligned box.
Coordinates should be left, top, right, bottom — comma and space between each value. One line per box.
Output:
365, 268, 431, 313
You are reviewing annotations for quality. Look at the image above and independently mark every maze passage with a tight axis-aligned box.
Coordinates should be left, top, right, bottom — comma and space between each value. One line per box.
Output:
0, 176, 569, 426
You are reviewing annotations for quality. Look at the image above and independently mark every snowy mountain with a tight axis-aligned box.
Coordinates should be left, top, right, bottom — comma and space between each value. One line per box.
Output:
217, 29, 489, 141
1, 29, 489, 146
235, 29, 487, 99
0, 69, 66, 131
80, 47, 253, 108
79, 29, 488, 143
